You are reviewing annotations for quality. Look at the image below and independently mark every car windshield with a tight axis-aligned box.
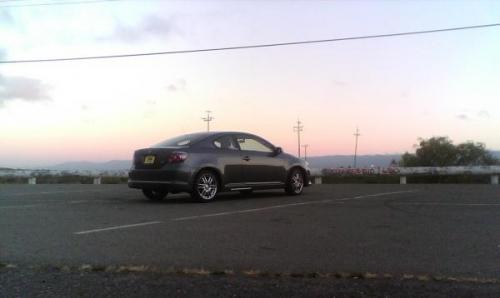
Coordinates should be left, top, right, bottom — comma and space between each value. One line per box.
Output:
152, 133, 207, 148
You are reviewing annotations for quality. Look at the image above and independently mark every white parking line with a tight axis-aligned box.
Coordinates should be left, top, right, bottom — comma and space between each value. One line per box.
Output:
0, 204, 41, 210
6, 190, 97, 197
393, 202, 500, 206
0, 200, 90, 209
73, 190, 418, 234
74, 221, 163, 235
172, 201, 314, 221
69, 200, 89, 204
172, 190, 418, 221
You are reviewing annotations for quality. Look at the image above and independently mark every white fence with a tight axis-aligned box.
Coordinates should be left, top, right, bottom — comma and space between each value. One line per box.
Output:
319, 166, 500, 185
0, 168, 128, 185
398, 166, 500, 175
398, 166, 499, 185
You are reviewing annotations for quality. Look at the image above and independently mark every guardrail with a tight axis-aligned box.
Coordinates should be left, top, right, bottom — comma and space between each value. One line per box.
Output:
398, 166, 499, 185
0, 169, 128, 185
318, 166, 500, 185
21, 176, 106, 185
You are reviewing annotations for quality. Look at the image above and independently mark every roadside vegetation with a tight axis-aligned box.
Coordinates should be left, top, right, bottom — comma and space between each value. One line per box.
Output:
400, 137, 498, 167
319, 137, 498, 184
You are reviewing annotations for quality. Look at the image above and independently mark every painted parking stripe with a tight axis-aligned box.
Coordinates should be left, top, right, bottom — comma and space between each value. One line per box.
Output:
74, 221, 163, 235
73, 190, 418, 234
69, 200, 89, 204
5, 190, 99, 197
392, 202, 500, 206
172, 190, 419, 221
0, 204, 41, 210
172, 202, 315, 221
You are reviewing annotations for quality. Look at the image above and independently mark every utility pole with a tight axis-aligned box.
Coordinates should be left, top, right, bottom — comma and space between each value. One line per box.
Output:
201, 110, 214, 132
353, 127, 361, 168
293, 119, 303, 158
302, 144, 309, 161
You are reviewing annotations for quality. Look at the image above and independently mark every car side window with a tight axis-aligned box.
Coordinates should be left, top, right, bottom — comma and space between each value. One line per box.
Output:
213, 136, 238, 150
236, 137, 273, 153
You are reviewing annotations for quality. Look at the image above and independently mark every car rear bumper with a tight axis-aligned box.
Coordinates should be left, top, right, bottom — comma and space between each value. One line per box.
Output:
128, 179, 190, 191
128, 167, 193, 192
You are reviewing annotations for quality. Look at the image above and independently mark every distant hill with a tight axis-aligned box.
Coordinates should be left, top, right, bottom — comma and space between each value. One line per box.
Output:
40, 150, 500, 172
46, 160, 132, 171
46, 155, 400, 171
307, 150, 500, 169
306, 155, 401, 169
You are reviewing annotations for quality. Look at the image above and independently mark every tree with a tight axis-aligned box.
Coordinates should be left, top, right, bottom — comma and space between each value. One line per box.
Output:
456, 141, 497, 166
400, 137, 498, 167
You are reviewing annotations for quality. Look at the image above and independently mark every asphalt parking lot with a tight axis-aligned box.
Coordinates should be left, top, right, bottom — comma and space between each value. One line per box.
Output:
1, 184, 499, 297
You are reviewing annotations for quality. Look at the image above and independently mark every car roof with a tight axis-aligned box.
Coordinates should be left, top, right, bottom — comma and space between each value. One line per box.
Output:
188, 131, 259, 137
188, 131, 273, 146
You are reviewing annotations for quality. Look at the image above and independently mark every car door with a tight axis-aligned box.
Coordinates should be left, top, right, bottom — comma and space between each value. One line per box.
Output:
235, 134, 286, 186
211, 134, 245, 187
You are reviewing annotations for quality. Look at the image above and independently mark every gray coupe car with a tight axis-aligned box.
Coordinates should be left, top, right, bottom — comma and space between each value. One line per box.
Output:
128, 131, 311, 202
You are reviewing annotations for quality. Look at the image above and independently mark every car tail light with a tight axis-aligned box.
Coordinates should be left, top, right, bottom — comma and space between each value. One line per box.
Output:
168, 151, 188, 163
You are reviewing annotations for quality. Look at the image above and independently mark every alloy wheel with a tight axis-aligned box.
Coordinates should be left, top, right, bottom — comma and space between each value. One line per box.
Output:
291, 171, 304, 194
196, 173, 218, 201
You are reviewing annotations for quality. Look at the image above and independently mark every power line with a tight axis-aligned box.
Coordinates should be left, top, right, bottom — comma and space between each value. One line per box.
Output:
0, 0, 124, 8
0, 0, 38, 2
1, 23, 499, 64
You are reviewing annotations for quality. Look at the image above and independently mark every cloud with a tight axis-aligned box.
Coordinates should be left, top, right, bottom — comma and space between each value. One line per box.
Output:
166, 79, 186, 92
332, 80, 347, 87
478, 110, 490, 118
456, 110, 491, 121
0, 11, 14, 25
0, 75, 51, 105
400, 91, 411, 98
103, 15, 178, 43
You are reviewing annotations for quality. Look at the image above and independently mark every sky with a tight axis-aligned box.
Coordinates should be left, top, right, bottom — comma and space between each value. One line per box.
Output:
0, 0, 499, 168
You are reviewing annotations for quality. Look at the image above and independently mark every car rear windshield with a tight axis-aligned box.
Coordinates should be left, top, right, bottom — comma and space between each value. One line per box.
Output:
151, 133, 208, 148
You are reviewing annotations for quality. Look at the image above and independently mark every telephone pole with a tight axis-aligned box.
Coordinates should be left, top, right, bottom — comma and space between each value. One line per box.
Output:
302, 144, 309, 161
353, 127, 361, 168
293, 119, 303, 158
202, 110, 214, 132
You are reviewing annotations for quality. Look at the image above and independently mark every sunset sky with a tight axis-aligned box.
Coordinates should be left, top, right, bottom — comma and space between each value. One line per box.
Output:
1, 0, 499, 168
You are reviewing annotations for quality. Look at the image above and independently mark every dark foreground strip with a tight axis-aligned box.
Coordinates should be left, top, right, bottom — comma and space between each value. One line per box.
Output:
1, 263, 498, 285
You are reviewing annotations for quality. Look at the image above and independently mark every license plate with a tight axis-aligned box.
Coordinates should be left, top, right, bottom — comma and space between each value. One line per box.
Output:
144, 155, 155, 164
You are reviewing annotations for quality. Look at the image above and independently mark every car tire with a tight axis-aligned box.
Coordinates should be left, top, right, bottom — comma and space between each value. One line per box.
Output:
285, 168, 305, 195
191, 170, 219, 202
142, 189, 168, 201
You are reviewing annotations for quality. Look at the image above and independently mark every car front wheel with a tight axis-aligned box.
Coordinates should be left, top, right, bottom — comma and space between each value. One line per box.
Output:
191, 170, 219, 202
285, 168, 304, 195
142, 189, 168, 201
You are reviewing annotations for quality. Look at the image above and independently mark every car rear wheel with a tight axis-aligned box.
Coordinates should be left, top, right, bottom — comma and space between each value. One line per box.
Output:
142, 189, 168, 201
191, 170, 218, 202
285, 168, 304, 195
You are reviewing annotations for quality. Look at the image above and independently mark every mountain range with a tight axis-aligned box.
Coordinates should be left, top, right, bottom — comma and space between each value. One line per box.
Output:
15, 150, 497, 172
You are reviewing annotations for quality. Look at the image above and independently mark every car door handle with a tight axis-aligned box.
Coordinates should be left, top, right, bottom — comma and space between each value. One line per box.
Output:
242, 156, 251, 162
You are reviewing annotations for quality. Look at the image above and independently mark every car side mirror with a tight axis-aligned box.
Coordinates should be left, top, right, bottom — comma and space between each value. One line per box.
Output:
274, 147, 283, 156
